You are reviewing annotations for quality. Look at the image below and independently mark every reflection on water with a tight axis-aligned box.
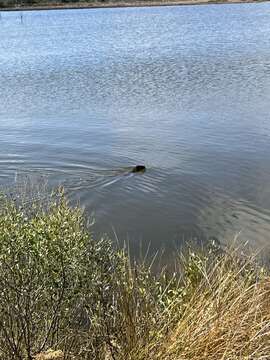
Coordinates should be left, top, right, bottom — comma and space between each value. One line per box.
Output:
1, 3, 270, 254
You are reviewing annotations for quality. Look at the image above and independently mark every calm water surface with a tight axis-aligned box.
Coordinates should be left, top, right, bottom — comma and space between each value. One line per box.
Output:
1, 3, 270, 254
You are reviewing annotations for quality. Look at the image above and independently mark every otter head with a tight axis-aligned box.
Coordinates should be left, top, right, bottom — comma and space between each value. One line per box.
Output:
131, 165, 146, 173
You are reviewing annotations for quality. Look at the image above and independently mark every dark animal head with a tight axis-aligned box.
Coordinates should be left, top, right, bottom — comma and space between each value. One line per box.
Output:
131, 165, 146, 173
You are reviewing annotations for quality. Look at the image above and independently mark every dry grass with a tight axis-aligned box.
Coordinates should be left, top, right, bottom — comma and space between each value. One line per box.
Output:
135, 249, 270, 360
34, 350, 64, 360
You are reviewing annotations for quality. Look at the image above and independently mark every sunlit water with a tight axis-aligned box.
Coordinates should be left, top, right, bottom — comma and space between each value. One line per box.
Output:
1, 3, 270, 255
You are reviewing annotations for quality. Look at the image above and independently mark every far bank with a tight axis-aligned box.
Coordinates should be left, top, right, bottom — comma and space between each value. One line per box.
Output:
0, 0, 268, 11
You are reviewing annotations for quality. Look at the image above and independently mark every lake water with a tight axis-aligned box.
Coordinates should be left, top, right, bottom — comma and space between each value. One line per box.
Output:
1, 3, 270, 255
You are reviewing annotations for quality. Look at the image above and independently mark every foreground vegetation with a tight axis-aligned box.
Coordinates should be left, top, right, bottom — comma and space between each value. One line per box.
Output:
0, 188, 269, 359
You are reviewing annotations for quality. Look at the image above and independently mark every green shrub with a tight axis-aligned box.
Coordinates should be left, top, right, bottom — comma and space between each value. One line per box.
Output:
0, 190, 124, 359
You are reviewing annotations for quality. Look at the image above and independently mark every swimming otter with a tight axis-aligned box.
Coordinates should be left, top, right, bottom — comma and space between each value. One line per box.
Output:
131, 165, 146, 173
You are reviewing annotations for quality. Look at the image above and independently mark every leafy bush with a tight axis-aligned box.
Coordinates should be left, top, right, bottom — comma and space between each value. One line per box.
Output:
0, 190, 123, 359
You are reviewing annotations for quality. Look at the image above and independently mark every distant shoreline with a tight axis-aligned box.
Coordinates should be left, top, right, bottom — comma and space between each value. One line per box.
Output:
0, 0, 268, 12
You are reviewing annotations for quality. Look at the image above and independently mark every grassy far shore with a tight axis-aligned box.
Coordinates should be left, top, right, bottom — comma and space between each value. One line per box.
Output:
0, 187, 270, 359
0, 0, 268, 11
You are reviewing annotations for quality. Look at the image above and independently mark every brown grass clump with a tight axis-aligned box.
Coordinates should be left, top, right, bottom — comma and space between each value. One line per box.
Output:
136, 249, 270, 360
34, 350, 64, 360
